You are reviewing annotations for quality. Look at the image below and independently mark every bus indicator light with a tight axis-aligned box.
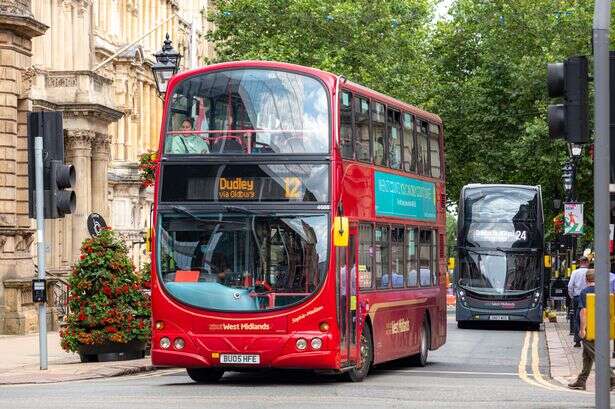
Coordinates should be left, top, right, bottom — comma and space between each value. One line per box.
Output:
212, 352, 220, 359
319, 321, 330, 332
155, 321, 165, 330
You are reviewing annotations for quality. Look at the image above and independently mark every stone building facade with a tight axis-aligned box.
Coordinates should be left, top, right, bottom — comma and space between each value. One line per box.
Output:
0, 0, 213, 334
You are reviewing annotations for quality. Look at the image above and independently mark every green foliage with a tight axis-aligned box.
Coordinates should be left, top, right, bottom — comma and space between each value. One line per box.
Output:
60, 229, 151, 352
430, 0, 605, 239
446, 211, 457, 257
208, 0, 435, 103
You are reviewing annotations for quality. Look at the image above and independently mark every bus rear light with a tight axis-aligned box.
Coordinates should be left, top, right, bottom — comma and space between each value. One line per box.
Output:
310, 338, 322, 350
296, 338, 308, 351
155, 321, 165, 330
173, 337, 185, 350
319, 322, 330, 332
160, 337, 171, 349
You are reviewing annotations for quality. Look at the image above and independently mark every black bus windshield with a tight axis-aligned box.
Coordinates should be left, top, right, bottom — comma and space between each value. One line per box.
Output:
164, 69, 330, 155
457, 186, 543, 295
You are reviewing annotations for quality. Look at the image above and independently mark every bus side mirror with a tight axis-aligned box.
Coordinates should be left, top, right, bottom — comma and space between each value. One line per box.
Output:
333, 216, 349, 247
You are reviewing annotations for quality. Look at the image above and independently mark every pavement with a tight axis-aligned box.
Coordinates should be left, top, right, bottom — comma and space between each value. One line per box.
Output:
0, 332, 154, 385
544, 311, 615, 391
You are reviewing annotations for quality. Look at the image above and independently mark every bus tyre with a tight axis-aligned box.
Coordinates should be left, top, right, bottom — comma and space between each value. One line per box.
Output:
186, 368, 224, 383
344, 325, 373, 382
410, 320, 430, 367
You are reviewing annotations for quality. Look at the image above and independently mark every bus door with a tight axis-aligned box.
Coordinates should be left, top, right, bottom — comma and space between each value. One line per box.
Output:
337, 225, 359, 365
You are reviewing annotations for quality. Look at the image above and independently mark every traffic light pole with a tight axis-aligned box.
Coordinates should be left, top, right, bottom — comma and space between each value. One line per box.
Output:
593, 1, 610, 407
34, 137, 48, 370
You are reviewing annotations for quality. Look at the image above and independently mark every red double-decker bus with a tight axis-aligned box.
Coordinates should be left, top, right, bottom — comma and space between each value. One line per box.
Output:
151, 61, 447, 382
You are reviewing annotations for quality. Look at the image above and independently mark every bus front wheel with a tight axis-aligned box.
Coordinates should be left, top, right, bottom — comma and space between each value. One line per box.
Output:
344, 324, 373, 382
410, 320, 430, 367
186, 368, 224, 383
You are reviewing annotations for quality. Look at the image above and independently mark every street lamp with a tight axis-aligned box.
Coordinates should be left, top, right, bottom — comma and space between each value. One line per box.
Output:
568, 143, 583, 159
152, 33, 182, 96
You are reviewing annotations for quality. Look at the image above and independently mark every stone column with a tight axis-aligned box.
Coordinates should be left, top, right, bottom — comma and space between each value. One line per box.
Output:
65, 129, 94, 260
91, 133, 110, 220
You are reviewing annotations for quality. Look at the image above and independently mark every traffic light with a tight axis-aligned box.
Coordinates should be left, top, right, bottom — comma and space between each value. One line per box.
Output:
547, 56, 589, 143
49, 160, 76, 218
27, 111, 76, 219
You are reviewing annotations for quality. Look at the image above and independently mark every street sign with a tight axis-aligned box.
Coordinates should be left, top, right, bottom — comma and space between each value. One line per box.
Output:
564, 202, 584, 235
87, 213, 107, 237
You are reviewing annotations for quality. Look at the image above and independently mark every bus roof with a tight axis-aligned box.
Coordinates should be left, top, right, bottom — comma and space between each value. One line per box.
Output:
463, 183, 540, 190
167, 60, 442, 125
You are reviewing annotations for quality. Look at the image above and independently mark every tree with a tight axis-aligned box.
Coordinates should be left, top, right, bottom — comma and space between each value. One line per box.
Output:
207, 0, 435, 103
429, 0, 600, 239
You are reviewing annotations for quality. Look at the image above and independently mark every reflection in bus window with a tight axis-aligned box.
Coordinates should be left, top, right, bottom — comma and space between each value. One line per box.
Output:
158, 213, 328, 311
359, 224, 373, 288
375, 226, 389, 288
165, 69, 330, 155
391, 227, 404, 287
355, 97, 370, 162
388, 109, 402, 170
406, 228, 418, 287
417, 121, 430, 176
402, 113, 415, 173
340, 91, 353, 159
372, 103, 386, 166
429, 123, 441, 178
419, 230, 432, 286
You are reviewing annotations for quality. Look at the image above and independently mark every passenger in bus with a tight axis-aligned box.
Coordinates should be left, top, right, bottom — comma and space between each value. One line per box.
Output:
167, 118, 210, 154
373, 140, 384, 165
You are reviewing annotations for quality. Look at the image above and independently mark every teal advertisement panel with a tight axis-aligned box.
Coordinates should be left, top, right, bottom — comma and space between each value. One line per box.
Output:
374, 171, 437, 220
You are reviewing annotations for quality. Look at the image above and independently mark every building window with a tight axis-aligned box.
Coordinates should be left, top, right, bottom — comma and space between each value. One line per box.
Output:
429, 123, 441, 178
372, 102, 386, 166
387, 108, 402, 170
359, 224, 373, 288
374, 225, 389, 288
391, 227, 404, 288
419, 229, 433, 287
354, 97, 371, 162
402, 113, 415, 173
417, 121, 430, 176
340, 91, 353, 159
406, 227, 418, 287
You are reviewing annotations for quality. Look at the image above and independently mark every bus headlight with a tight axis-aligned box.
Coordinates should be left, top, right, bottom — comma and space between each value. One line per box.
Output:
173, 337, 185, 350
160, 337, 171, 349
296, 338, 307, 351
310, 337, 322, 350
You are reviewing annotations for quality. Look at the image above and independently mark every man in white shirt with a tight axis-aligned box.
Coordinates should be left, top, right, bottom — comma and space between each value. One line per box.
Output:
567, 256, 589, 347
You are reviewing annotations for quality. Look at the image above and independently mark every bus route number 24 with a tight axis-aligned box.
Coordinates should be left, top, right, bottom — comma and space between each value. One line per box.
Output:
515, 230, 527, 241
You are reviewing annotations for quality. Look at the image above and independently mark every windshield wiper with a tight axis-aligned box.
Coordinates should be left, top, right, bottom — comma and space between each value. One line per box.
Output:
172, 205, 207, 221
223, 205, 255, 214
171, 206, 241, 224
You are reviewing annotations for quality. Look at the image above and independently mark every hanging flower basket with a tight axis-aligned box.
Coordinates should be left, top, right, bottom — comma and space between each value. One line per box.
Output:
138, 151, 158, 189
60, 228, 151, 362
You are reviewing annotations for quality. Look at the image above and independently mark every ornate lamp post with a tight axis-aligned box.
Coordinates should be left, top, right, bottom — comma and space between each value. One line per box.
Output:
151, 33, 182, 96
562, 160, 575, 200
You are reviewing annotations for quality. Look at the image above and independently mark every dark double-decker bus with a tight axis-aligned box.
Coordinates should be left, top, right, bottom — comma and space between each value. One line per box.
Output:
455, 184, 545, 328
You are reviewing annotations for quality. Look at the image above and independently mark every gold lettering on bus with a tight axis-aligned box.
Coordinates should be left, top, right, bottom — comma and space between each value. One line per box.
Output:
218, 177, 256, 200
385, 318, 411, 335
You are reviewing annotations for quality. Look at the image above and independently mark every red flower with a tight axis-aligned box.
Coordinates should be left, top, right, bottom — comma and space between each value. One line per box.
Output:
80, 254, 86, 260
105, 326, 118, 334
78, 311, 86, 321
102, 284, 112, 297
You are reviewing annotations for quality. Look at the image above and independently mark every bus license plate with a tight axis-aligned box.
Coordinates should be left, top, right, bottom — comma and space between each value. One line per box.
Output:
220, 354, 260, 365
489, 315, 509, 321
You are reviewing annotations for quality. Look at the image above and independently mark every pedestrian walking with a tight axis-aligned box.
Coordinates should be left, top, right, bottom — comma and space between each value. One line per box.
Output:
567, 256, 590, 347
568, 269, 615, 390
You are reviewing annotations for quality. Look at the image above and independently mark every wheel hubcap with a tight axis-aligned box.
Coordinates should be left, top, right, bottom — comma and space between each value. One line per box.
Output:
358, 333, 369, 370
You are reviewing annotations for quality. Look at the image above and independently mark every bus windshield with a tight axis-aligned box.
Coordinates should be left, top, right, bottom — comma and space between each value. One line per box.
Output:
458, 249, 540, 295
164, 69, 330, 155
157, 213, 328, 311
